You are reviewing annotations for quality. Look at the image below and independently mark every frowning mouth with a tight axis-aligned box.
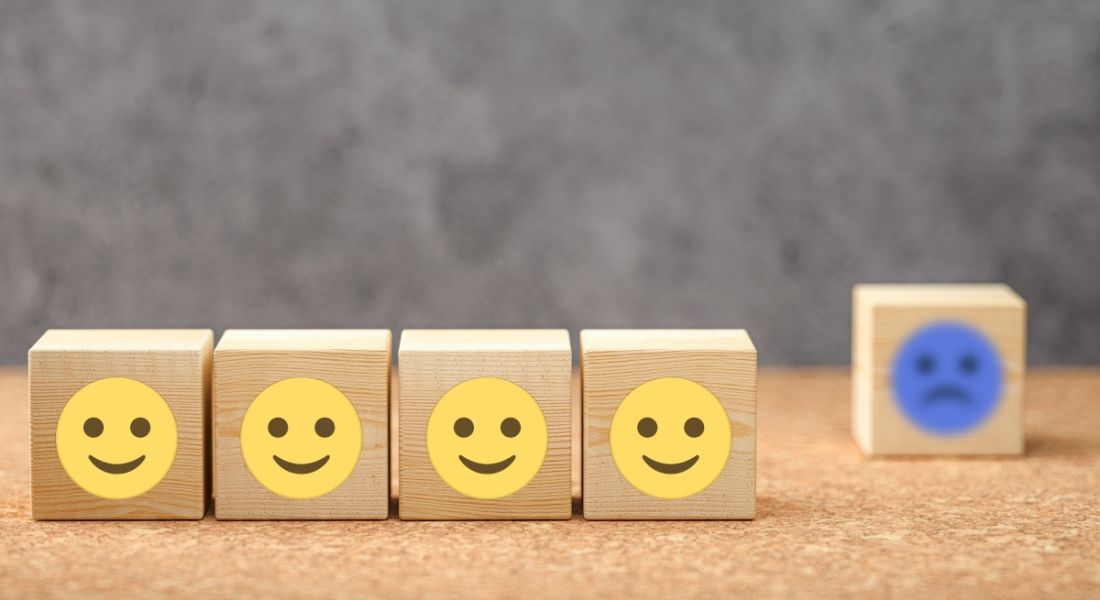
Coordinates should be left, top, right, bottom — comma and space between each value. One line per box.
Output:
89, 454, 146, 474
923, 384, 972, 404
642, 455, 699, 474
459, 455, 516, 474
273, 454, 330, 474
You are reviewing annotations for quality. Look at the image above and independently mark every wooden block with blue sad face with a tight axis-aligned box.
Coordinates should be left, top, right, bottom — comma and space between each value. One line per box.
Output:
581, 330, 757, 520
214, 330, 391, 519
29, 329, 213, 520
398, 330, 572, 520
852, 284, 1026, 456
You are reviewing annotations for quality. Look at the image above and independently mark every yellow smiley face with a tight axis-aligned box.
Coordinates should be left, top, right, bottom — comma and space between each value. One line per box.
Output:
610, 377, 731, 499
56, 377, 178, 500
426, 377, 547, 499
240, 378, 362, 500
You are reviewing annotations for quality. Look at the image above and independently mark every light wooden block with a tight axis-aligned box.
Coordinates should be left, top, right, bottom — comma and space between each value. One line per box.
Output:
398, 330, 572, 520
581, 330, 757, 520
29, 329, 213, 520
852, 284, 1027, 456
214, 330, 391, 519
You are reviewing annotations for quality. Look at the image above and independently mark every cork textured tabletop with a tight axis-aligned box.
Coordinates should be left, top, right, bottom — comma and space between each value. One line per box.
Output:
1, 367, 1098, 598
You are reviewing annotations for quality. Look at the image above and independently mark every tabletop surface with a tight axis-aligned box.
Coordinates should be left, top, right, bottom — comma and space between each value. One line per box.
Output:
1, 367, 1098, 599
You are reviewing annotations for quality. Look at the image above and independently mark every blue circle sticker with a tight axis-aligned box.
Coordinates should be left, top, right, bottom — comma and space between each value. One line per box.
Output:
891, 322, 1003, 436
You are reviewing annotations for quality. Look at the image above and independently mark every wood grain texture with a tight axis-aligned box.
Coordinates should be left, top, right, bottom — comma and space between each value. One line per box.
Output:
29, 330, 212, 520
852, 284, 1026, 456
581, 330, 756, 520
214, 330, 390, 519
398, 330, 572, 520
3, 368, 1100, 598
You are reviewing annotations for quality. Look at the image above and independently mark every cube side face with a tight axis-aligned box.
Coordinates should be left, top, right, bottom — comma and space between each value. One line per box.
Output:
852, 288, 876, 455
398, 343, 572, 520
860, 298, 1026, 456
582, 338, 757, 520
29, 334, 213, 520
214, 345, 391, 519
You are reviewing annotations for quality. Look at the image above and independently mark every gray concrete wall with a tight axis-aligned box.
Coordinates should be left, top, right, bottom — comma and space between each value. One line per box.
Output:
2, 1, 1099, 364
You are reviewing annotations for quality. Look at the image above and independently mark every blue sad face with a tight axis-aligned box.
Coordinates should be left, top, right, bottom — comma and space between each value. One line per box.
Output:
891, 322, 1003, 436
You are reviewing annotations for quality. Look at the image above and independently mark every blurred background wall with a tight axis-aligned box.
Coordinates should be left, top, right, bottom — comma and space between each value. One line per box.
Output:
1, 0, 1099, 365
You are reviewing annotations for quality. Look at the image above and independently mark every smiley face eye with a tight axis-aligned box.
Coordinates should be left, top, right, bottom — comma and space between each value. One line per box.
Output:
454, 417, 474, 438
500, 417, 521, 438
315, 417, 335, 438
637, 417, 657, 438
130, 417, 150, 438
684, 417, 704, 438
268, 417, 288, 438
83, 417, 104, 438
916, 354, 935, 375
959, 354, 979, 374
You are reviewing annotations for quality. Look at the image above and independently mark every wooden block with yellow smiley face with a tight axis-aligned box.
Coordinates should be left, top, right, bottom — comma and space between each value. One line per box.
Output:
398, 330, 572, 520
30, 329, 213, 520
213, 330, 391, 519
581, 330, 756, 520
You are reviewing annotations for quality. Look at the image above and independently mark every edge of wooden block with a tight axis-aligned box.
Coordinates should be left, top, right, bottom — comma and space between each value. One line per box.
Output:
579, 329, 756, 355
398, 329, 571, 355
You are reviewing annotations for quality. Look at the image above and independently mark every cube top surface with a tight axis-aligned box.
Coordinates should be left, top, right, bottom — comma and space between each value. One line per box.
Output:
581, 329, 755, 353
399, 329, 570, 353
30, 329, 213, 353
215, 329, 391, 352
854, 284, 1025, 308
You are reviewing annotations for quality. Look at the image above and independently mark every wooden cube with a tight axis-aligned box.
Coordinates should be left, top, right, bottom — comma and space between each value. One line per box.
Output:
398, 330, 571, 520
852, 284, 1027, 456
581, 330, 757, 520
29, 329, 213, 520
214, 330, 391, 519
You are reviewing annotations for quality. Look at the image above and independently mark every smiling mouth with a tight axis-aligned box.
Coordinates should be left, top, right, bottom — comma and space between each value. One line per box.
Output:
923, 384, 972, 404
273, 454, 330, 474
88, 454, 146, 474
642, 455, 700, 474
459, 455, 516, 474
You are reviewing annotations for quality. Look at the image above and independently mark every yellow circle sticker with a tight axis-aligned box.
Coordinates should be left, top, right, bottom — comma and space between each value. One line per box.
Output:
426, 377, 548, 499
610, 377, 731, 499
240, 378, 362, 500
56, 377, 178, 500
